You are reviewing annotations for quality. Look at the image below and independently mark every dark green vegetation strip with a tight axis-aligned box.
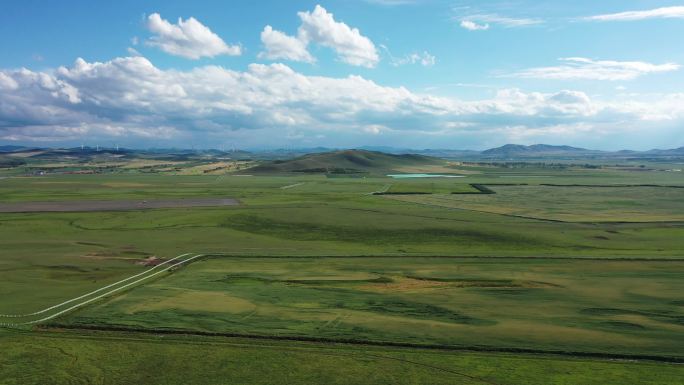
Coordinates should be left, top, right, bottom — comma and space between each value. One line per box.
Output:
374, 184, 492, 195
539, 184, 684, 188
39, 324, 684, 363
373, 191, 432, 195
223, 213, 543, 246
452, 184, 496, 194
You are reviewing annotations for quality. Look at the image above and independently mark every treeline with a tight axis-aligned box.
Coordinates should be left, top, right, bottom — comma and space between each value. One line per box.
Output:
373, 184, 496, 195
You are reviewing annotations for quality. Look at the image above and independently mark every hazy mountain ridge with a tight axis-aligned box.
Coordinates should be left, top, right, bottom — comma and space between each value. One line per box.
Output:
2, 143, 684, 161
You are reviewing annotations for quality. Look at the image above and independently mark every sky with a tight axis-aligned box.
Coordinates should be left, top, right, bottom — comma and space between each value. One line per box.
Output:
1, 0, 683, 150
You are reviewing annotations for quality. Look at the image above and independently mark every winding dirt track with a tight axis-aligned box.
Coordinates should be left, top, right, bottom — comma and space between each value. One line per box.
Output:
0, 197, 239, 212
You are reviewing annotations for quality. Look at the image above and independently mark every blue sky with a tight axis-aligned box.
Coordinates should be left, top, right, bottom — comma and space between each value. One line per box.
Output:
1, 0, 683, 150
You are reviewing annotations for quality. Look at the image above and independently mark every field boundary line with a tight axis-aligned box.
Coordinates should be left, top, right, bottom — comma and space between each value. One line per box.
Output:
195, 253, 684, 261
538, 183, 684, 188
40, 324, 684, 364
384, 194, 684, 224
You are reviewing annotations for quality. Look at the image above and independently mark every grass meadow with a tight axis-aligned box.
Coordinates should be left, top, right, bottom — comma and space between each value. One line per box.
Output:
1, 167, 683, 383
3, 328, 683, 385
61, 256, 684, 358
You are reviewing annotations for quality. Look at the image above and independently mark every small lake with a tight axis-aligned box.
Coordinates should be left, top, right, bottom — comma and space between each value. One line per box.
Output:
387, 174, 466, 179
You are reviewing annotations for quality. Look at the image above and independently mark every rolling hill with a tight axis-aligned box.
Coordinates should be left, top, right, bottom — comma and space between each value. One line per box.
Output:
248, 149, 441, 174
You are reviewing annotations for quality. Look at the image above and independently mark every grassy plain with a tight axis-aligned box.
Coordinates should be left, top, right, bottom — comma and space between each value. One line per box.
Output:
387, 180, 478, 193
1, 163, 684, 383
388, 185, 684, 221
2, 172, 684, 313
62, 256, 684, 358
3, 329, 683, 385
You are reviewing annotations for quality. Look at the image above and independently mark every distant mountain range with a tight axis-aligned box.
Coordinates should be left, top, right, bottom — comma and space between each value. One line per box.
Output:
267, 144, 684, 159
417, 144, 684, 159
476, 144, 684, 159
480, 144, 594, 157
2, 143, 684, 160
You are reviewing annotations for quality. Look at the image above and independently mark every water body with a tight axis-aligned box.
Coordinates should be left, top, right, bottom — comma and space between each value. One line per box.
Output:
387, 174, 466, 179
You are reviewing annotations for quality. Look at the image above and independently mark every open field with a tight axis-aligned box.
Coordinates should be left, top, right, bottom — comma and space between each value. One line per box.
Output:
2, 173, 684, 316
387, 185, 684, 222
386, 180, 479, 194
59, 256, 684, 359
1, 160, 684, 383
3, 329, 683, 385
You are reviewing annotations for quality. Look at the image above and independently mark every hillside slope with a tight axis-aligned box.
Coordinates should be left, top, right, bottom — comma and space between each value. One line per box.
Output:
249, 149, 441, 174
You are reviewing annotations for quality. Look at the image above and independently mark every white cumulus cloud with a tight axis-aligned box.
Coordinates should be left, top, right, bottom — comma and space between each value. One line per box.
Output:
146, 13, 241, 59
1, 56, 684, 147
297, 5, 379, 68
257, 5, 378, 67
0, 72, 19, 90
258, 25, 315, 63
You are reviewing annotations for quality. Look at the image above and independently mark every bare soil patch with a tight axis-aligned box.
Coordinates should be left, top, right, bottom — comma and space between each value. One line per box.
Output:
0, 197, 240, 212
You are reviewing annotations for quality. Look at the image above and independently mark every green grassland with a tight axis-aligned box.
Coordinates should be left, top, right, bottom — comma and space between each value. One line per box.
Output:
388, 185, 684, 222
60, 256, 684, 358
386, 180, 478, 194
1, 159, 684, 383
3, 329, 683, 385
2, 173, 684, 314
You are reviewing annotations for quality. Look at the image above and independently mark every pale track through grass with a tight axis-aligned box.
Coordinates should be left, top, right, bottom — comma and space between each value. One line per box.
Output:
365, 183, 392, 195
280, 182, 306, 189
0, 253, 202, 327
0, 253, 194, 318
